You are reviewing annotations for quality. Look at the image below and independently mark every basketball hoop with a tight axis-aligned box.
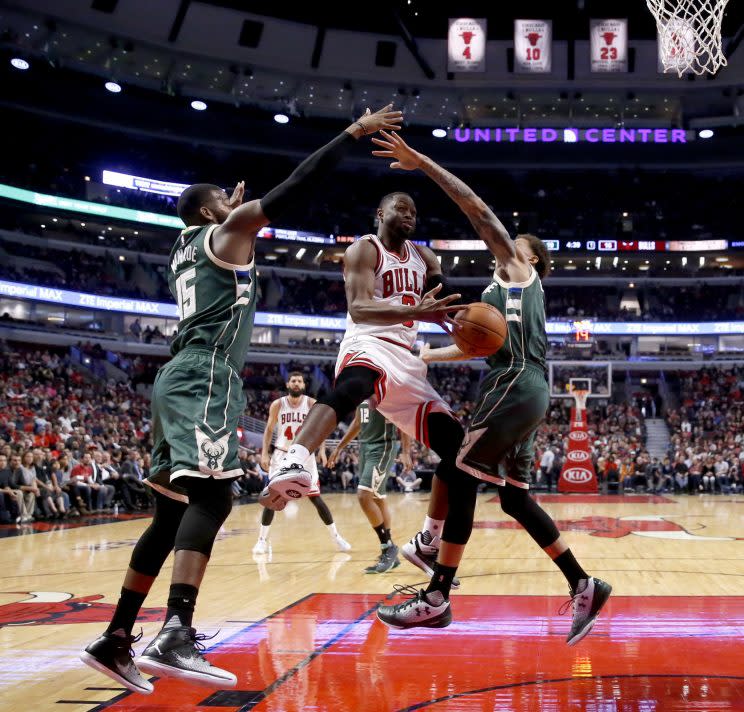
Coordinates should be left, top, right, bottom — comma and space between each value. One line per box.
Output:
571, 388, 590, 414
646, 0, 730, 76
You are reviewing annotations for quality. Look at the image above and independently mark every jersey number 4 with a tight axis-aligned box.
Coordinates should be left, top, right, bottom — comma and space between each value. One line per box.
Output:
176, 268, 197, 320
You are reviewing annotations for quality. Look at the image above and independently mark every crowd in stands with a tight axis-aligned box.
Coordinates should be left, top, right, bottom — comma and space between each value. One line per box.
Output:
1, 342, 741, 525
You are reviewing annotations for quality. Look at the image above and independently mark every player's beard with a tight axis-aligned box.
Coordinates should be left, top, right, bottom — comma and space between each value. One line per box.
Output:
288, 387, 305, 397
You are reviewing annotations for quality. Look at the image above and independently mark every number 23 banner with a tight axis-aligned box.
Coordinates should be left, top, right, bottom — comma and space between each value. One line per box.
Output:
514, 20, 552, 73
590, 19, 628, 72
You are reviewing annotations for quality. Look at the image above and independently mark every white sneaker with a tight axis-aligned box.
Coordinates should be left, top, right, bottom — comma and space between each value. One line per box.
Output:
377, 585, 452, 630
561, 577, 613, 646
258, 486, 287, 511
401, 531, 460, 589
268, 462, 313, 500
252, 538, 269, 555
333, 534, 351, 552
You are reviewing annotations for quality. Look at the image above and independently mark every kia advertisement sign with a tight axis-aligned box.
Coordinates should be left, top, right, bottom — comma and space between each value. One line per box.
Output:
558, 404, 598, 493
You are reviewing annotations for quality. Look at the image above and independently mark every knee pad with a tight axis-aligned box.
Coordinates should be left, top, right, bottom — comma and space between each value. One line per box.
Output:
497, 483, 528, 519
318, 366, 376, 422
428, 413, 466, 485
442, 475, 479, 545
497, 484, 559, 548
130, 491, 187, 577
174, 478, 234, 557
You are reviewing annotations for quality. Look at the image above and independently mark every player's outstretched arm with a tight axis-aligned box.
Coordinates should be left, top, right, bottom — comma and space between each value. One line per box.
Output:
345, 241, 465, 325
211, 105, 404, 266
260, 399, 281, 472
419, 342, 471, 363
371, 131, 517, 266
328, 411, 361, 469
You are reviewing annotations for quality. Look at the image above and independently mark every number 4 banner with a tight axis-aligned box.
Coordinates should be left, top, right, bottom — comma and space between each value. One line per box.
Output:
514, 20, 552, 73
448, 18, 487, 72
590, 19, 628, 72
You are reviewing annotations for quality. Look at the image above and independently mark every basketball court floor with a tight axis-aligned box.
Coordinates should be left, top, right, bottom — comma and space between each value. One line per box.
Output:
2, 490, 743, 711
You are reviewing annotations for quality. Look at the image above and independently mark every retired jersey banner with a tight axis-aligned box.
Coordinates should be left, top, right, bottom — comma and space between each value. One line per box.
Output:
514, 20, 552, 73
448, 18, 487, 72
590, 19, 628, 72
558, 406, 598, 493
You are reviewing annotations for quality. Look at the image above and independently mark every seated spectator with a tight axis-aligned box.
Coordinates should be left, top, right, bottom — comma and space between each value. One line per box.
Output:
396, 470, 423, 493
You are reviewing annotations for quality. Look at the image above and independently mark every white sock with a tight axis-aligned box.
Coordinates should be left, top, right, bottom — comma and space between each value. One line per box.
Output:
423, 517, 444, 542
285, 444, 310, 467
259, 525, 271, 540
327, 523, 338, 537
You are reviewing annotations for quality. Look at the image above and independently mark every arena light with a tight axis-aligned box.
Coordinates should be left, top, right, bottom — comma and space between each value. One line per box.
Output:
105, 81, 122, 93
10, 58, 29, 70
698, 129, 714, 139
432, 128, 447, 138
274, 113, 289, 124
190, 100, 207, 111
295, 248, 306, 259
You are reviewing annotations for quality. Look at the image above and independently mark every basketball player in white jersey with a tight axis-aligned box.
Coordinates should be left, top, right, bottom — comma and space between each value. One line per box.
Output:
253, 371, 350, 554
260, 193, 468, 586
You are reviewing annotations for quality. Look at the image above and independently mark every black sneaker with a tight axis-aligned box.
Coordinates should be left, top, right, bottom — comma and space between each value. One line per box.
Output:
80, 630, 153, 695
562, 577, 613, 646
137, 626, 236, 688
401, 531, 460, 589
364, 544, 400, 574
377, 585, 452, 630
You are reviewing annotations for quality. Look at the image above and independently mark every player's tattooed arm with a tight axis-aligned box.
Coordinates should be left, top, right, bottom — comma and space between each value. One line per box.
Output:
328, 411, 361, 469
371, 131, 517, 265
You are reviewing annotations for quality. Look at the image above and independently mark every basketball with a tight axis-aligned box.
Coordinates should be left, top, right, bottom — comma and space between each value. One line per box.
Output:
452, 302, 507, 357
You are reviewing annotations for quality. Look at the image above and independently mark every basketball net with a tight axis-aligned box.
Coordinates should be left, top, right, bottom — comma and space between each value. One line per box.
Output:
571, 388, 590, 414
646, 0, 730, 75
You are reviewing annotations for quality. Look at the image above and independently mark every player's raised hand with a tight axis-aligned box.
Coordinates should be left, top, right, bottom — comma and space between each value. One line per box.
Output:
371, 130, 423, 171
413, 283, 466, 323
354, 104, 403, 136
227, 180, 245, 209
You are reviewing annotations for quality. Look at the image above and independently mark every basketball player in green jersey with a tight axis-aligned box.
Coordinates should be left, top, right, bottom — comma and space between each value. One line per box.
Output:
371, 131, 611, 645
79, 105, 403, 694
328, 401, 412, 573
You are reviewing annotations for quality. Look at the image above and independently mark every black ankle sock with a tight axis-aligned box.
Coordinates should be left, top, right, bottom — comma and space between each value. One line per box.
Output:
383, 528, 392, 544
553, 550, 588, 591
373, 524, 389, 545
106, 587, 147, 637
164, 583, 199, 629
425, 562, 458, 601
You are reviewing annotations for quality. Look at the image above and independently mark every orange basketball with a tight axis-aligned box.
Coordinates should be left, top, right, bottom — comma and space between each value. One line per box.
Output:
452, 302, 507, 358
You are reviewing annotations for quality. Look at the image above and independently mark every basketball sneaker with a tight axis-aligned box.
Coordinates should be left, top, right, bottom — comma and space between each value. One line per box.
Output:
561, 577, 613, 646
258, 486, 287, 511
252, 537, 269, 555
137, 626, 236, 688
333, 533, 352, 552
268, 462, 313, 500
80, 630, 154, 695
401, 531, 460, 589
377, 585, 452, 630
364, 543, 400, 574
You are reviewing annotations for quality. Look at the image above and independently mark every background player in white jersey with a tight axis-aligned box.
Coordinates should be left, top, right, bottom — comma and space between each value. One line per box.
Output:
260, 192, 468, 588
253, 372, 350, 554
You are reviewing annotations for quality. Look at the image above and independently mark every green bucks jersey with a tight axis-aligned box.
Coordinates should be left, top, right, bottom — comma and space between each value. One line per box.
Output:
358, 401, 397, 447
481, 266, 547, 372
168, 224, 257, 365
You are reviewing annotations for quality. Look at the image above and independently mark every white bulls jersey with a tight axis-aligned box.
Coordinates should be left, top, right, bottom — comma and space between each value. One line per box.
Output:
341, 234, 428, 350
274, 395, 312, 451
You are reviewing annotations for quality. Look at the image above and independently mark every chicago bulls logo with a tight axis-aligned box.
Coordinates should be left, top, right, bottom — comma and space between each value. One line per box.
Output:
564, 467, 593, 483
602, 32, 617, 45
460, 31, 475, 45
0, 591, 165, 627
567, 450, 590, 463
475, 515, 744, 541
569, 431, 588, 442
526, 32, 542, 46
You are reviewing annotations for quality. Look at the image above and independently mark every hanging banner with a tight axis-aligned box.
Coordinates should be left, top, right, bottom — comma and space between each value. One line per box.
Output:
590, 18, 628, 72
448, 18, 487, 72
558, 405, 598, 493
514, 19, 552, 73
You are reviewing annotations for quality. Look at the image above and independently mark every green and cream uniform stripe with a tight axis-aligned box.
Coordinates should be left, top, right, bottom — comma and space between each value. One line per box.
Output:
471, 265, 548, 429
358, 401, 399, 497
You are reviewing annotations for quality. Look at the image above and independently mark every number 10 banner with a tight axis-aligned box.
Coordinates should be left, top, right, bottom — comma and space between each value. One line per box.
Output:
514, 19, 552, 73
590, 19, 628, 72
